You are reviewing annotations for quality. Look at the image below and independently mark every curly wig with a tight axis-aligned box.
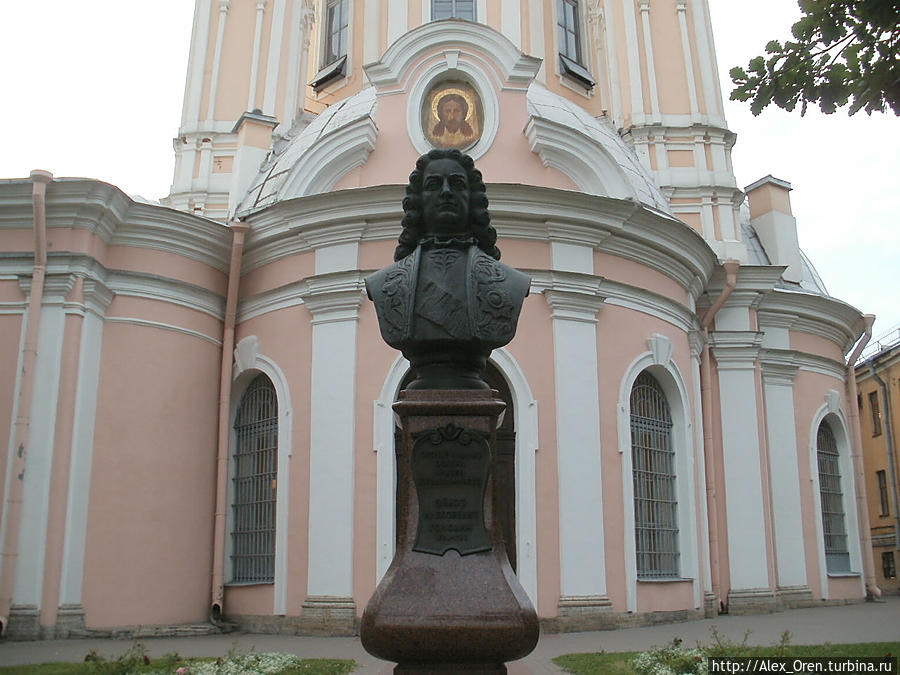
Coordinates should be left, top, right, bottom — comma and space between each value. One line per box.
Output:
394, 148, 500, 261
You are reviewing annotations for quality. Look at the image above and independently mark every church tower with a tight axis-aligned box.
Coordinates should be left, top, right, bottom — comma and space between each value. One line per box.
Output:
165, 0, 745, 261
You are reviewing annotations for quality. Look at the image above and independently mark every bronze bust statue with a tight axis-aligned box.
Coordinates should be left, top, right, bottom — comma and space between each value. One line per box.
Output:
366, 149, 531, 389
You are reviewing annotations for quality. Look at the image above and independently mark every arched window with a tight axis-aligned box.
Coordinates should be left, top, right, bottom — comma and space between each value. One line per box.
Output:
816, 421, 850, 573
630, 371, 679, 578
232, 373, 278, 583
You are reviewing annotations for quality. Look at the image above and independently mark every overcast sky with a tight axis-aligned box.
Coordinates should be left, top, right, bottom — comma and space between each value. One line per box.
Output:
1, 0, 897, 341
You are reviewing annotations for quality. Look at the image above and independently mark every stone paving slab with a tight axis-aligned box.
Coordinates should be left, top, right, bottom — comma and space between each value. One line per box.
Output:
0, 596, 897, 673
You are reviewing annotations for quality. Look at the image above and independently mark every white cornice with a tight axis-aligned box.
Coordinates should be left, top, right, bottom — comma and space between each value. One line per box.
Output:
106, 270, 225, 319
296, 271, 367, 324
709, 330, 764, 369
758, 287, 863, 354
0, 178, 232, 273
240, 183, 718, 294
363, 20, 542, 90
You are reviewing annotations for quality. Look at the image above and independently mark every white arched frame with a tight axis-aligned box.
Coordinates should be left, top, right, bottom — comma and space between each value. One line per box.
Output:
372, 348, 539, 606
228, 335, 293, 615
617, 334, 700, 614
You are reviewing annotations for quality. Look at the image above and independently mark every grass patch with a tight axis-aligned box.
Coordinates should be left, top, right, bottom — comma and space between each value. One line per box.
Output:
553, 630, 900, 675
0, 643, 357, 675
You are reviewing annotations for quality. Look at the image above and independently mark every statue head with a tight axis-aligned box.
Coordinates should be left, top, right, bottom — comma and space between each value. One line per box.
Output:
395, 149, 499, 262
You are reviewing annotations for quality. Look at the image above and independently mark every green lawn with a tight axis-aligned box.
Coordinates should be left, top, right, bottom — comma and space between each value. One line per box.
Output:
553, 641, 900, 675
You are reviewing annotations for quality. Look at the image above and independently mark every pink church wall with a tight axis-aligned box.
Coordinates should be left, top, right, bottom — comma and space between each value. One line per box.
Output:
637, 580, 694, 612
240, 251, 315, 298
594, 252, 689, 305
231, 305, 314, 615
505, 294, 560, 617
790, 330, 846, 364
84, 320, 220, 628
106, 247, 228, 296
0, 311, 24, 525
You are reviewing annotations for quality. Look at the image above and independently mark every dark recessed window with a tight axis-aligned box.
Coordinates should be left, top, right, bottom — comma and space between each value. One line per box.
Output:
231, 373, 278, 584
817, 421, 850, 574
877, 470, 890, 517
869, 391, 882, 436
631, 371, 679, 579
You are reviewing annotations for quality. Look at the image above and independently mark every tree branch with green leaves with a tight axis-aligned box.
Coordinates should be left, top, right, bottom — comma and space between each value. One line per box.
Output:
729, 0, 899, 116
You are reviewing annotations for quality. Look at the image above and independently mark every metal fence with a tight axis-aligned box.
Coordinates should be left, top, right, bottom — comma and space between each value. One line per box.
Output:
232, 373, 278, 583
630, 371, 679, 578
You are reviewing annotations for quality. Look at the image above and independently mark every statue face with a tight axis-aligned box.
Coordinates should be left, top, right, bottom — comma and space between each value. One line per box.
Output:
421, 158, 470, 236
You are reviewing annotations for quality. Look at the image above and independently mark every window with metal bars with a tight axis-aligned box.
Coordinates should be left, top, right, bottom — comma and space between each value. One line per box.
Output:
432, 0, 475, 20
816, 421, 851, 573
630, 371, 679, 578
869, 391, 882, 436
877, 470, 890, 516
231, 373, 278, 584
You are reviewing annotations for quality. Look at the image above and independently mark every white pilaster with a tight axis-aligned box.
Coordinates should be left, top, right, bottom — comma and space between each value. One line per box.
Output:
622, 0, 645, 121
501, 0, 521, 49
248, 0, 268, 111
387, 0, 408, 47
528, 0, 546, 82
675, 0, 699, 117
59, 280, 114, 606
263, 0, 288, 116
544, 281, 607, 601
711, 330, 769, 591
637, 0, 660, 123
301, 273, 365, 600
206, 0, 231, 122
760, 352, 807, 589
183, 0, 213, 125
364, 0, 381, 62
599, 2, 624, 128
13, 276, 74, 606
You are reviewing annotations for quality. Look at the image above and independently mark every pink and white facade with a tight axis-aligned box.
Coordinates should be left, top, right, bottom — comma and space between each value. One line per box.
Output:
0, 0, 880, 640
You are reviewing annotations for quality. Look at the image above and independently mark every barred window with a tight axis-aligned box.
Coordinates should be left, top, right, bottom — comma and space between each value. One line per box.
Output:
630, 371, 679, 578
869, 391, 882, 436
877, 470, 890, 517
432, 0, 475, 20
231, 373, 278, 583
883, 551, 897, 580
817, 421, 850, 573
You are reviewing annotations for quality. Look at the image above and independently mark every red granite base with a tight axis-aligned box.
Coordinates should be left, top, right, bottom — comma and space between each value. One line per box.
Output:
361, 389, 539, 669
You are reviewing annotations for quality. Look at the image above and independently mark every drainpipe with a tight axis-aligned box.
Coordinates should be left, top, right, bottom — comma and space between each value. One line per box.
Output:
211, 220, 249, 622
699, 259, 739, 613
845, 315, 881, 599
869, 365, 900, 551
0, 170, 53, 636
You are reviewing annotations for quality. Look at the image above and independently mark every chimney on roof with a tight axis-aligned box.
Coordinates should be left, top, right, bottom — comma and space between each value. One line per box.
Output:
744, 175, 802, 283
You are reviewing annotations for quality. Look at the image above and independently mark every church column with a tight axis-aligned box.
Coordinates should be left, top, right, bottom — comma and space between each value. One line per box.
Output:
56, 280, 113, 637
299, 268, 365, 633
543, 276, 609, 624
758, 312, 812, 608
710, 330, 777, 613
206, 0, 231, 122
6, 275, 75, 639
247, 0, 268, 111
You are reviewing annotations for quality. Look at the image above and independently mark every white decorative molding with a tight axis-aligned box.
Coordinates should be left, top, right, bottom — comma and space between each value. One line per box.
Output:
228, 349, 293, 614
618, 348, 700, 613
103, 317, 222, 346
234, 335, 260, 374
365, 19, 542, 89
806, 407, 864, 599
402, 49, 502, 160
647, 333, 673, 366
106, 271, 225, 319
297, 271, 366, 324
825, 389, 842, 414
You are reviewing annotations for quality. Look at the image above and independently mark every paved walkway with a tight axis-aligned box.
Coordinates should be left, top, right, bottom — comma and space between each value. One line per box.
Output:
1, 596, 897, 673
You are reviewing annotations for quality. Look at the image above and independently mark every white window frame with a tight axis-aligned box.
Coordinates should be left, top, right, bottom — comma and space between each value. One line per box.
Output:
618, 337, 700, 613
227, 337, 293, 614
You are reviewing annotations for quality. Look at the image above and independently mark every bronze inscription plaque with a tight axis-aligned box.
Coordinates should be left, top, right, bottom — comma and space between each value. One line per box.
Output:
411, 423, 491, 556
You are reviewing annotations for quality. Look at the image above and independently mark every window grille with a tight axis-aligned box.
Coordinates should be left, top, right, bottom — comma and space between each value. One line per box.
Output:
883, 551, 897, 580
324, 0, 349, 66
432, 0, 475, 20
816, 422, 850, 573
869, 391, 882, 436
557, 0, 581, 62
630, 371, 679, 578
232, 373, 278, 583
877, 470, 890, 517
